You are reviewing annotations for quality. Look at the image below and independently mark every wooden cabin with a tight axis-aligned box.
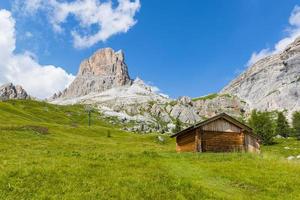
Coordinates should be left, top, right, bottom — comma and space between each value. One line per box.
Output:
170, 113, 260, 153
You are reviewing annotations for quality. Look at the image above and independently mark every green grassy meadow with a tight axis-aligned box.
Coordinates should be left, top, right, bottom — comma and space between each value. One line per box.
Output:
0, 100, 300, 200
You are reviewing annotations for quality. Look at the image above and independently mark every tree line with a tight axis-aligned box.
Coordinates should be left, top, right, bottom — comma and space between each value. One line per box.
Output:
248, 110, 300, 145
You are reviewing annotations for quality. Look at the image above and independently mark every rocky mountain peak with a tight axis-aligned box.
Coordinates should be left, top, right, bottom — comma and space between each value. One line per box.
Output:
0, 83, 30, 100
78, 48, 128, 79
55, 48, 132, 99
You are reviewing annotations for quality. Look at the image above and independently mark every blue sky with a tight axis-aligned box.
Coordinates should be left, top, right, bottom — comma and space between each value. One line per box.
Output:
0, 0, 300, 98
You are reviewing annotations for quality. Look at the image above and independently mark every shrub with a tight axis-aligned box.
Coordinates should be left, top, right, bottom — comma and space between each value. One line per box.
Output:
248, 110, 275, 145
173, 119, 182, 133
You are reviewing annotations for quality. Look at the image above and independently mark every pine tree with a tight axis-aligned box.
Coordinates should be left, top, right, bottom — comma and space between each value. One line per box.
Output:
275, 112, 290, 138
292, 111, 300, 139
248, 110, 275, 145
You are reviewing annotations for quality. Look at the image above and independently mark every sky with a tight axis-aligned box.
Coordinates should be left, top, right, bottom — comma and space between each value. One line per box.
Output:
0, 0, 300, 99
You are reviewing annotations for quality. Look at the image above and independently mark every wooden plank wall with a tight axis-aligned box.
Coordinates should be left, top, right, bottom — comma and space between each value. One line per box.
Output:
176, 130, 196, 152
202, 131, 244, 152
203, 119, 241, 133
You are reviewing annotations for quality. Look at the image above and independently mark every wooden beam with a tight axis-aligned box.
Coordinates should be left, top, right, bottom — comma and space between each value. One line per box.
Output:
199, 128, 203, 152
194, 129, 199, 152
242, 130, 247, 152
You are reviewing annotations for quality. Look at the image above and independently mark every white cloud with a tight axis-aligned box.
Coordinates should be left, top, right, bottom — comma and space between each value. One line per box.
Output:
0, 9, 75, 99
247, 48, 272, 66
18, 0, 141, 49
22, 0, 43, 13
290, 5, 300, 26
247, 5, 300, 66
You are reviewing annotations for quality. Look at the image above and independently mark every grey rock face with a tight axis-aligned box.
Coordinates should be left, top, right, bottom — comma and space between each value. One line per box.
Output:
0, 83, 29, 100
178, 96, 192, 106
56, 48, 132, 98
170, 104, 201, 124
150, 104, 172, 123
192, 94, 248, 119
221, 37, 300, 118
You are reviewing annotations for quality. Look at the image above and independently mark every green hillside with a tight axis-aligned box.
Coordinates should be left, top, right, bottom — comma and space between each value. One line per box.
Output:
0, 100, 300, 200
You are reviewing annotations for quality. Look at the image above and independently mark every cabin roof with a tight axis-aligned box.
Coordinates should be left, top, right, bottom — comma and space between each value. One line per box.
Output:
170, 113, 257, 139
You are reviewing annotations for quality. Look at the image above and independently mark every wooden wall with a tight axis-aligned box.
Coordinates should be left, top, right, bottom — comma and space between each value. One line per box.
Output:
201, 131, 244, 152
176, 130, 196, 152
202, 118, 241, 133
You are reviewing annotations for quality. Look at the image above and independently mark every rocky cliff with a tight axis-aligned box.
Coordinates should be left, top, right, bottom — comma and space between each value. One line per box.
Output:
55, 48, 132, 98
0, 83, 30, 100
221, 37, 300, 118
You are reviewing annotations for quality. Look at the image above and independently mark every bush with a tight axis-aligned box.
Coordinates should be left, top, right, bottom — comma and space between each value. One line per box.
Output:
248, 110, 275, 145
275, 112, 290, 138
292, 111, 300, 138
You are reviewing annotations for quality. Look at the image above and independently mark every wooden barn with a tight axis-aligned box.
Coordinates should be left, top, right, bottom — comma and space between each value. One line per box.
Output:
171, 113, 260, 153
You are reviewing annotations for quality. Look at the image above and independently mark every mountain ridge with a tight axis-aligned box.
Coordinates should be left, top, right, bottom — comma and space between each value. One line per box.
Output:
0, 83, 30, 100
221, 37, 300, 118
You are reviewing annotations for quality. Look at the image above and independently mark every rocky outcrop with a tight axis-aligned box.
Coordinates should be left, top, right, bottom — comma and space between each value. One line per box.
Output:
55, 48, 132, 98
51, 77, 203, 132
221, 37, 300, 118
0, 83, 30, 100
169, 96, 201, 123
192, 94, 248, 119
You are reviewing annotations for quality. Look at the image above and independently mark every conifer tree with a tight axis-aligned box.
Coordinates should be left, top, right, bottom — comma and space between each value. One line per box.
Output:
292, 111, 300, 139
275, 112, 290, 138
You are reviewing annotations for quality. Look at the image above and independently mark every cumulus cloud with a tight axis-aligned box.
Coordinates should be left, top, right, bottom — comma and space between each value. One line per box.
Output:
0, 9, 75, 99
247, 5, 300, 66
18, 0, 141, 49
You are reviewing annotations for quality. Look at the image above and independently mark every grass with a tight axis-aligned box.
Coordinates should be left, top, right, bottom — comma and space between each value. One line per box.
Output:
1, 100, 300, 199
192, 93, 219, 101
192, 93, 233, 102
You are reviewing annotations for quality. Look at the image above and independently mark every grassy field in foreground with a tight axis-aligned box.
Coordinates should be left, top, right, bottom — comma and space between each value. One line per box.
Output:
0, 100, 300, 200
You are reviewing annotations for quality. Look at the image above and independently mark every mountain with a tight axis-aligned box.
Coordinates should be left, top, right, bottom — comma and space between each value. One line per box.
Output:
50, 49, 204, 132
221, 37, 300, 118
54, 48, 132, 99
50, 48, 246, 133
1, 40, 299, 133
0, 83, 30, 100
